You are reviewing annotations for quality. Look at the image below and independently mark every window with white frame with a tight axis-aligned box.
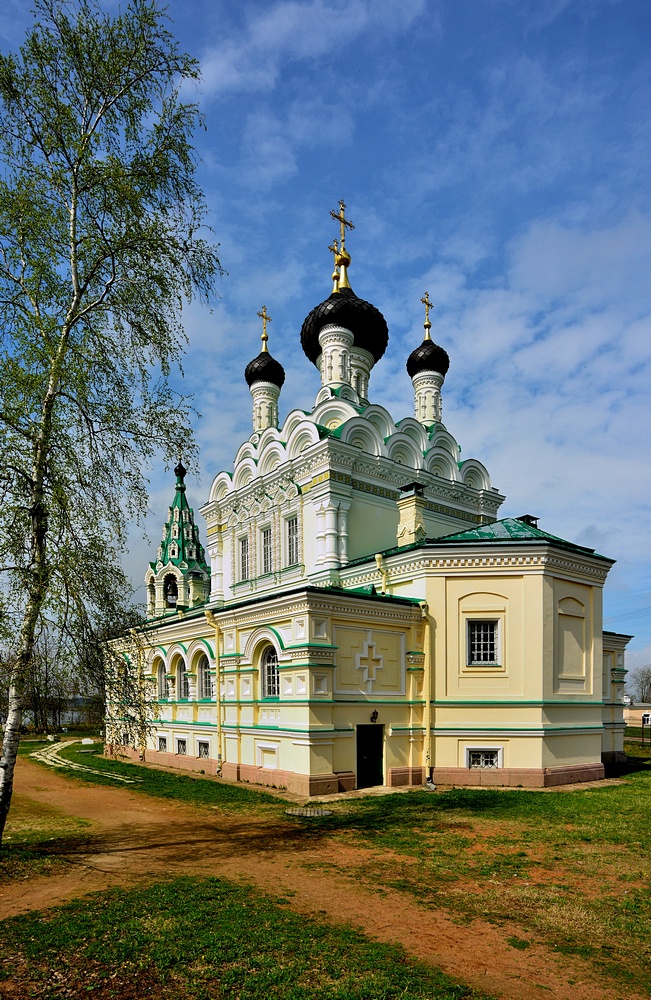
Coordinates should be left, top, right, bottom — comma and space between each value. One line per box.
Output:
157, 662, 169, 699
467, 620, 500, 665
261, 645, 280, 699
158, 736, 167, 752
239, 536, 250, 580
177, 659, 189, 699
286, 516, 299, 566
197, 741, 210, 759
261, 527, 273, 575
177, 738, 187, 755
198, 653, 212, 699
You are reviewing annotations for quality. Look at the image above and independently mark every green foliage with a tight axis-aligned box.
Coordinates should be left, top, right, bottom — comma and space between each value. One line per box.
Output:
0, 877, 491, 999
0, 0, 221, 839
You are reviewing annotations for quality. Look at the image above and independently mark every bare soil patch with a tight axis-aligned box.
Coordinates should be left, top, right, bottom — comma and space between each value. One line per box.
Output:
0, 756, 643, 1000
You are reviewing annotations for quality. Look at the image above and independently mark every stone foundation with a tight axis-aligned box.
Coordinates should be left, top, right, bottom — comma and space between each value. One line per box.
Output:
387, 766, 426, 787
430, 761, 605, 788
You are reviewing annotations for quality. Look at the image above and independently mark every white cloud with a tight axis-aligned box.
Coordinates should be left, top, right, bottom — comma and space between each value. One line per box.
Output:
198, 0, 428, 98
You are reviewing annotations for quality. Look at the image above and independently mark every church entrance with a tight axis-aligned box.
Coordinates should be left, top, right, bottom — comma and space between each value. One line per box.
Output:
356, 724, 384, 788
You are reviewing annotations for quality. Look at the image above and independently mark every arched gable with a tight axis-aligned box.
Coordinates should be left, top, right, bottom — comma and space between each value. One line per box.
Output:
209, 471, 233, 503
286, 421, 321, 460
459, 458, 492, 491
338, 417, 385, 456
361, 404, 395, 440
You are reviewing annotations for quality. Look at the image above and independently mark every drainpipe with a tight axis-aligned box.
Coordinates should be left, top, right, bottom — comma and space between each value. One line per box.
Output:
374, 553, 388, 594
205, 610, 223, 776
420, 602, 432, 782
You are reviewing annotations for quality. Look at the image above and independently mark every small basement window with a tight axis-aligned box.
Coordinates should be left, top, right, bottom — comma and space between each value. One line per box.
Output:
158, 736, 167, 752
176, 738, 187, 755
198, 741, 209, 759
466, 748, 502, 769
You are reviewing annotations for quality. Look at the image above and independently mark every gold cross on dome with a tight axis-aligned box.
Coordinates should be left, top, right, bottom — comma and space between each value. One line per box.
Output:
330, 199, 354, 251
421, 291, 432, 340
257, 305, 271, 352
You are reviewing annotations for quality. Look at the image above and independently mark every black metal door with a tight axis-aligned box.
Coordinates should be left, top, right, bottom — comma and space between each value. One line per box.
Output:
356, 724, 384, 788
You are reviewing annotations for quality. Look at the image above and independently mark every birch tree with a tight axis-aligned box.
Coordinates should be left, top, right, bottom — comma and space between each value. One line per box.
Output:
0, 0, 221, 842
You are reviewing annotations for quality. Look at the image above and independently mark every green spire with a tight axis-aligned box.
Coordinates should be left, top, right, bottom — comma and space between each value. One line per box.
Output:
153, 463, 209, 576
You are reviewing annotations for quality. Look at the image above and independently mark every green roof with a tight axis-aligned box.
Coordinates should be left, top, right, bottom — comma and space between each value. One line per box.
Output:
433, 518, 612, 560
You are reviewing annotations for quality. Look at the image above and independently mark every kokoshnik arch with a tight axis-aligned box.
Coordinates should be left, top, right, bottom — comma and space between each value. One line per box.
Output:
109, 201, 631, 795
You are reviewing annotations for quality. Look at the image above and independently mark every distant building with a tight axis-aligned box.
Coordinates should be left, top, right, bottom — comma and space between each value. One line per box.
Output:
109, 204, 631, 793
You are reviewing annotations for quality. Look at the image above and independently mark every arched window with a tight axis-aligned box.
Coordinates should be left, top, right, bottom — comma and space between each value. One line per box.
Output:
157, 662, 169, 699
164, 574, 178, 607
177, 658, 189, 700
198, 653, 213, 699
261, 646, 279, 699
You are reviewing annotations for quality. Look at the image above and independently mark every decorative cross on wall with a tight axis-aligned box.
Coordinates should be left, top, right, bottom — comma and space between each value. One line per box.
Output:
356, 632, 384, 691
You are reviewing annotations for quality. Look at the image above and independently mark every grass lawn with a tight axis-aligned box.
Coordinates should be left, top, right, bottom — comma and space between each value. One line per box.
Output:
14, 739, 651, 995
0, 792, 94, 884
0, 876, 491, 1000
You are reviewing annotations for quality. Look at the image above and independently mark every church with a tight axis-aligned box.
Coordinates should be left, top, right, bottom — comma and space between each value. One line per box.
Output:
111, 202, 630, 795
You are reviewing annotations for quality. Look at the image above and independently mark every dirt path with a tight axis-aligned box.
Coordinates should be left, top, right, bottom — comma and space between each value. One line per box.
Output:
1, 757, 641, 1000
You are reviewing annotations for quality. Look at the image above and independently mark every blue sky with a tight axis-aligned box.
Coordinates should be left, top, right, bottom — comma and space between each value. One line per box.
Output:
2, 0, 650, 670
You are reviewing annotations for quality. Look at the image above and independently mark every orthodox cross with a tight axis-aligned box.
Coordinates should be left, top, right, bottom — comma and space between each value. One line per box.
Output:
330, 199, 354, 252
356, 635, 384, 691
421, 291, 432, 340
257, 305, 271, 352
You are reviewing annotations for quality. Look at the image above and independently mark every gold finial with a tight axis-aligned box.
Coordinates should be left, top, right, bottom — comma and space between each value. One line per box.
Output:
328, 238, 340, 294
257, 305, 271, 353
421, 291, 432, 341
329, 199, 354, 290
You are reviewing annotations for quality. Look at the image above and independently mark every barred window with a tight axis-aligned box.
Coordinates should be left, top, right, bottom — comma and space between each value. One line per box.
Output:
240, 536, 250, 580
158, 736, 167, 752
287, 516, 299, 566
198, 741, 210, 759
468, 749, 499, 769
262, 527, 273, 575
177, 738, 187, 755
468, 620, 499, 665
262, 646, 279, 699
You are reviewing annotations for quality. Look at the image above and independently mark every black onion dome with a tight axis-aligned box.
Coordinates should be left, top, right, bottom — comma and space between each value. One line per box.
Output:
406, 338, 450, 378
244, 351, 286, 388
300, 286, 389, 366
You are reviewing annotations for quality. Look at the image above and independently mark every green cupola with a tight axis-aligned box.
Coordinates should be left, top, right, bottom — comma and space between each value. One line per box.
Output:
144, 462, 210, 617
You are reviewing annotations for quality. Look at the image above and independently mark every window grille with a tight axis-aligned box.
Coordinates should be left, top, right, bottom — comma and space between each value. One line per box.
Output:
262, 527, 273, 575
468, 620, 498, 664
468, 750, 499, 769
198, 741, 209, 759
158, 736, 167, 752
177, 739, 187, 755
287, 516, 299, 566
262, 646, 280, 699
240, 536, 250, 580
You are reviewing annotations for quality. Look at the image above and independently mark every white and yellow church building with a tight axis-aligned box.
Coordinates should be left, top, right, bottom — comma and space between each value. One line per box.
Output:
111, 203, 630, 795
